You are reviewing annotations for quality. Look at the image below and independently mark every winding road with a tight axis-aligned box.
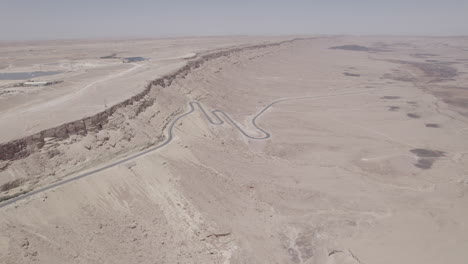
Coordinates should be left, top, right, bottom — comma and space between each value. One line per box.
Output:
0, 88, 389, 208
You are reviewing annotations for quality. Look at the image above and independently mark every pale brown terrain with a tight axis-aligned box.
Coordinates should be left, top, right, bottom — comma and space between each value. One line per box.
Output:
1, 36, 468, 264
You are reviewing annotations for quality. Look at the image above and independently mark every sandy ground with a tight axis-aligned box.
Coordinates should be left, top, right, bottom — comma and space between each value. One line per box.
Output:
1, 36, 468, 263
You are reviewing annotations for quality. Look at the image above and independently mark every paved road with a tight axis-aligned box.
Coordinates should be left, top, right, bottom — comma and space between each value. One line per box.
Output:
0, 88, 388, 208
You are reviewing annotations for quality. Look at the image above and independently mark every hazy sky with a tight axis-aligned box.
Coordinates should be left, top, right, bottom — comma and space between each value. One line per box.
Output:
1, 0, 467, 41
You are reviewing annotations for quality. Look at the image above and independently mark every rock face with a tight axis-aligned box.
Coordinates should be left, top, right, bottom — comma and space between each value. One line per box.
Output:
0, 38, 307, 166
0, 112, 108, 162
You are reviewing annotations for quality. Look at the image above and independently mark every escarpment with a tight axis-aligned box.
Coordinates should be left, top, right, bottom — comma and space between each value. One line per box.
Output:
0, 38, 307, 166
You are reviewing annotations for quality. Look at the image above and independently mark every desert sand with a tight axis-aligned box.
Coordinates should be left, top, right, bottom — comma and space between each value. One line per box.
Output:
0, 36, 468, 263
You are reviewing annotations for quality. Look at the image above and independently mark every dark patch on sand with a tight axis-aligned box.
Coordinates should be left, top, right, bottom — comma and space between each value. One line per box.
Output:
411, 53, 437, 58
410, 148, 445, 158
411, 148, 445, 170
381, 96, 401, 100
430, 87, 468, 117
382, 69, 416, 82
382, 73, 415, 82
443, 98, 468, 109
343, 72, 360, 77
414, 158, 435, 169
425, 123, 440, 128
407, 113, 421, 119
407, 101, 418, 105
415, 63, 458, 79
330, 45, 372, 52
388, 106, 400, 111
392, 60, 458, 81
100, 53, 118, 59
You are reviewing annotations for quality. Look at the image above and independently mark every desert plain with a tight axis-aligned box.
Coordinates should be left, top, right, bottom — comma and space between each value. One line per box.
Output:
0, 36, 468, 263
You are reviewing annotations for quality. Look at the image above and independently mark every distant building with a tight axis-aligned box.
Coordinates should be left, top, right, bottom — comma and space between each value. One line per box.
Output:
22, 80, 62, 87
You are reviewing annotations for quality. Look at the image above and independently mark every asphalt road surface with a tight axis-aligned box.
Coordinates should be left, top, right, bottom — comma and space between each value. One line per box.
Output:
0, 88, 388, 208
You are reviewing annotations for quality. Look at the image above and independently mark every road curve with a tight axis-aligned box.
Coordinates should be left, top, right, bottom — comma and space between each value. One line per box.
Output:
0, 88, 389, 208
